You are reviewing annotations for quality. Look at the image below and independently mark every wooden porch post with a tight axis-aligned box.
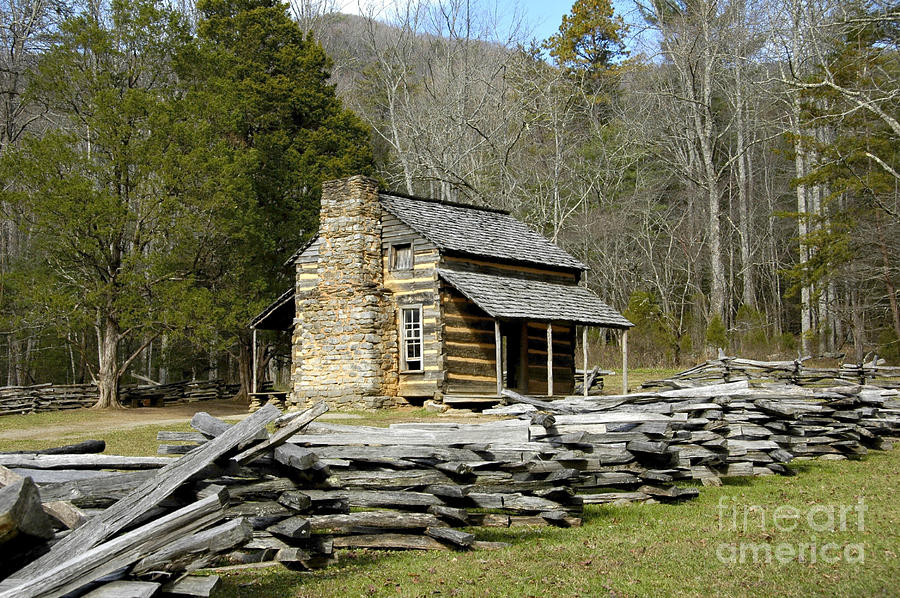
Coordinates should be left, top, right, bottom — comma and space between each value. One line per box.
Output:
546, 322, 554, 397
251, 327, 258, 395
622, 329, 628, 394
494, 319, 503, 396
582, 325, 589, 398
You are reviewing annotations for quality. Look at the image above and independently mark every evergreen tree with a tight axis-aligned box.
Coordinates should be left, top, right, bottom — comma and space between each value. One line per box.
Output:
0, 0, 220, 407
191, 0, 374, 398
544, 0, 627, 79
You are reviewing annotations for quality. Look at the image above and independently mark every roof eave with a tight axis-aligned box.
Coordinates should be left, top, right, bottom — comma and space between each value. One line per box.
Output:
250, 288, 294, 330
441, 248, 588, 275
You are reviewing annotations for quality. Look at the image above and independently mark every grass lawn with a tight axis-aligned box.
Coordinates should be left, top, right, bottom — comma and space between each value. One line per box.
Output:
216, 449, 899, 597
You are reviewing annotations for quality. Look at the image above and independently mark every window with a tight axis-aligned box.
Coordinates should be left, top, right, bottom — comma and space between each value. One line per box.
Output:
400, 306, 423, 372
391, 243, 413, 271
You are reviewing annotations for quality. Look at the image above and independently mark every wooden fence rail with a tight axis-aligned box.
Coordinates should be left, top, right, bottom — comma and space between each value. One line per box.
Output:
0, 380, 240, 417
642, 357, 900, 390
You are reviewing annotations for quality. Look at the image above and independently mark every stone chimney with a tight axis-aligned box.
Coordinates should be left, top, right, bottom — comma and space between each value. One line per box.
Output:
292, 176, 398, 408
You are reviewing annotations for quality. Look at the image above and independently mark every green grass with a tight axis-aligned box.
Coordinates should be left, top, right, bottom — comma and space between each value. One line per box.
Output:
215, 449, 900, 597
0, 418, 194, 455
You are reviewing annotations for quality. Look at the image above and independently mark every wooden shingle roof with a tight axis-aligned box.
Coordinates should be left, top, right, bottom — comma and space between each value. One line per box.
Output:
437, 268, 633, 328
379, 193, 587, 271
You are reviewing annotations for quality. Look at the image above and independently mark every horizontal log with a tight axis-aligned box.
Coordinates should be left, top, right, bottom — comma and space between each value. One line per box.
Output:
0, 454, 173, 470
427, 505, 469, 525
347, 490, 440, 510
425, 526, 474, 548
36, 470, 157, 507
308, 512, 446, 533
331, 533, 449, 551
1, 440, 106, 456
81, 581, 160, 598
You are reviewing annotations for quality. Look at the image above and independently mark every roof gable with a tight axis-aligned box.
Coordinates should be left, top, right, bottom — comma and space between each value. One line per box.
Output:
379, 193, 586, 271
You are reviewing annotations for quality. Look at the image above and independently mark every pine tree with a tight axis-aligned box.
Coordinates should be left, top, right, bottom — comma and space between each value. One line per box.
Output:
544, 0, 627, 79
190, 0, 374, 398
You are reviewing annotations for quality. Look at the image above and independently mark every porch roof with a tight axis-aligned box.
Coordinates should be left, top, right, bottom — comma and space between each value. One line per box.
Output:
437, 268, 632, 329
250, 288, 294, 331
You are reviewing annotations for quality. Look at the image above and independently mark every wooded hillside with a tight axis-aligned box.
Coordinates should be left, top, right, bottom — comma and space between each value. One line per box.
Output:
0, 0, 897, 405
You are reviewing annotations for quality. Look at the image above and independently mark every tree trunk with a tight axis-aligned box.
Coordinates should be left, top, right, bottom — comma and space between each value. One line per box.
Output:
93, 318, 122, 409
735, 60, 755, 309
691, 11, 725, 324
878, 224, 900, 343
6, 338, 15, 387
159, 334, 168, 384
793, 104, 812, 356
235, 337, 252, 402
850, 289, 865, 363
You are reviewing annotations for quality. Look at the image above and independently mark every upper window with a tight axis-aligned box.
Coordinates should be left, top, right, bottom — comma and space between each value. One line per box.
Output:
391, 243, 413, 271
401, 306, 423, 372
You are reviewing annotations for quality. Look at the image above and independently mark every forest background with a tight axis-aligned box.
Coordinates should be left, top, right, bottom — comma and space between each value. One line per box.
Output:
0, 0, 897, 407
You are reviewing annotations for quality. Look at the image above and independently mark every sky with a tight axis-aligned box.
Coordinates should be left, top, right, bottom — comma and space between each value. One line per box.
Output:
333, 0, 638, 46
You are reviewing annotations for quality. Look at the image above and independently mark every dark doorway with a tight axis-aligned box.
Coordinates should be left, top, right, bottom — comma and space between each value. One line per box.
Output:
500, 321, 528, 392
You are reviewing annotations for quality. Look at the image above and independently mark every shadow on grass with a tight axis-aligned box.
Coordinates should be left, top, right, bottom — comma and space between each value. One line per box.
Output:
720, 476, 756, 486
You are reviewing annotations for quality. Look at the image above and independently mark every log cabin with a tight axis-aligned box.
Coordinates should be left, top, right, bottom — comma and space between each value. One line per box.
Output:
250, 175, 632, 410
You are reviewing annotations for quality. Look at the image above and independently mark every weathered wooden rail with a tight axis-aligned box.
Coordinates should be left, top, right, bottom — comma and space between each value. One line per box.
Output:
0, 379, 240, 416
641, 356, 900, 389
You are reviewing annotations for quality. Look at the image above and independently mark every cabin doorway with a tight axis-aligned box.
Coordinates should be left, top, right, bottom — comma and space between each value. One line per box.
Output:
500, 321, 528, 392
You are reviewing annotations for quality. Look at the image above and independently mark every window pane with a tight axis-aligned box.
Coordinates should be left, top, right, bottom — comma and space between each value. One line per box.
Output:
401, 307, 423, 371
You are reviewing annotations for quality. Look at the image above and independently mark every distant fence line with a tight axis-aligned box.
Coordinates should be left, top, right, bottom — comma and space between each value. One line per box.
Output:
0, 379, 241, 416
642, 357, 900, 390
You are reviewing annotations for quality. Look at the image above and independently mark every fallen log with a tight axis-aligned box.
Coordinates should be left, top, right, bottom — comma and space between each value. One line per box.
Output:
331, 533, 448, 551
1, 440, 106, 456
501, 389, 578, 414
425, 526, 474, 548
81, 581, 160, 598
0, 454, 173, 470
308, 512, 446, 533
34, 470, 157, 507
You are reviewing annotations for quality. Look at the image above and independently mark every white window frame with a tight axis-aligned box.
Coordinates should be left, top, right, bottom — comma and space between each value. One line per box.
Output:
400, 305, 424, 373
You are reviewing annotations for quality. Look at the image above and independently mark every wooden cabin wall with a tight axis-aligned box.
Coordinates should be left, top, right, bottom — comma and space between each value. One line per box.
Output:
295, 238, 322, 294
381, 210, 442, 398
440, 285, 497, 395
525, 322, 575, 395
